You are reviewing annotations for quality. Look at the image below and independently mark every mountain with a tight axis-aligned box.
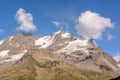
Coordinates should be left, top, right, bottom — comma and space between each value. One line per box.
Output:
0, 30, 119, 80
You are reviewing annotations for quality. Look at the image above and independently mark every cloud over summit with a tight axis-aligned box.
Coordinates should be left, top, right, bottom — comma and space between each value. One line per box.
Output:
16, 8, 37, 32
76, 11, 114, 39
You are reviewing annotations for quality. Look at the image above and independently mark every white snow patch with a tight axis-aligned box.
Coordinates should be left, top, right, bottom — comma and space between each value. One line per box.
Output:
8, 50, 27, 61
0, 40, 4, 45
0, 50, 27, 63
53, 30, 61, 35
57, 39, 88, 54
62, 32, 71, 38
34, 36, 54, 48
117, 64, 120, 67
0, 50, 10, 58
34, 32, 58, 48
9, 36, 14, 42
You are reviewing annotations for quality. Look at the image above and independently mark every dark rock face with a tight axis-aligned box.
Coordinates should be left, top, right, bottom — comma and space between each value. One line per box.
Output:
111, 76, 120, 80
99, 65, 112, 71
35, 60, 60, 68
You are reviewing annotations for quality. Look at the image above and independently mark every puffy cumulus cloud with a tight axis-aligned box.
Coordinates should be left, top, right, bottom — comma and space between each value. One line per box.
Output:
113, 53, 120, 62
16, 8, 37, 32
107, 34, 113, 41
76, 10, 114, 39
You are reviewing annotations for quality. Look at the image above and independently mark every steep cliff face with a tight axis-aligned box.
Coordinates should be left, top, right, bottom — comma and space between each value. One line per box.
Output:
0, 30, 119, 80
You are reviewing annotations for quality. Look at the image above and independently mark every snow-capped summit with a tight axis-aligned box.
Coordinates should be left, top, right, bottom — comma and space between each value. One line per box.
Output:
34, 30, 71, 48
34, 30, 94, 49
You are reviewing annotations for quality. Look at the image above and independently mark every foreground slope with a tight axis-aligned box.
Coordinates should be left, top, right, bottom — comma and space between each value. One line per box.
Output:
0, 49, 111, 80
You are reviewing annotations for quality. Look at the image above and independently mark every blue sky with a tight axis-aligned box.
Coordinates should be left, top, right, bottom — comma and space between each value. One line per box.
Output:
0, 0, 120, 60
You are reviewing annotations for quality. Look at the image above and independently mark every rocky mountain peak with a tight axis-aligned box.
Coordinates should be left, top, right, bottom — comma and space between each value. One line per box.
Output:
0, 30, 119, 80
0, 33, 39, 58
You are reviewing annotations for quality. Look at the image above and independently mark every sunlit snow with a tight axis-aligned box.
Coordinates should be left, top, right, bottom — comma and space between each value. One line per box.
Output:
117, 64, 120, 67
9, 36, 14, 42
0, 50, 10, 58
57, 39, 88, 54
62, 32, 71, 38
0, 50, 27, 63
0, 40, 4, 45
34, 31, 62, 48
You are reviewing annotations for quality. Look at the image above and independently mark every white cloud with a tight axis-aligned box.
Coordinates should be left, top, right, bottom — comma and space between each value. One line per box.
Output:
107, 34, 113, 41
52, 21, 68, 27
0, 29, 3, 32
76, 10, 114, 39
16, 8, 37, 32
113, 53, 120, 62
52, 21, 61, 27
52, 21, 69, 31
